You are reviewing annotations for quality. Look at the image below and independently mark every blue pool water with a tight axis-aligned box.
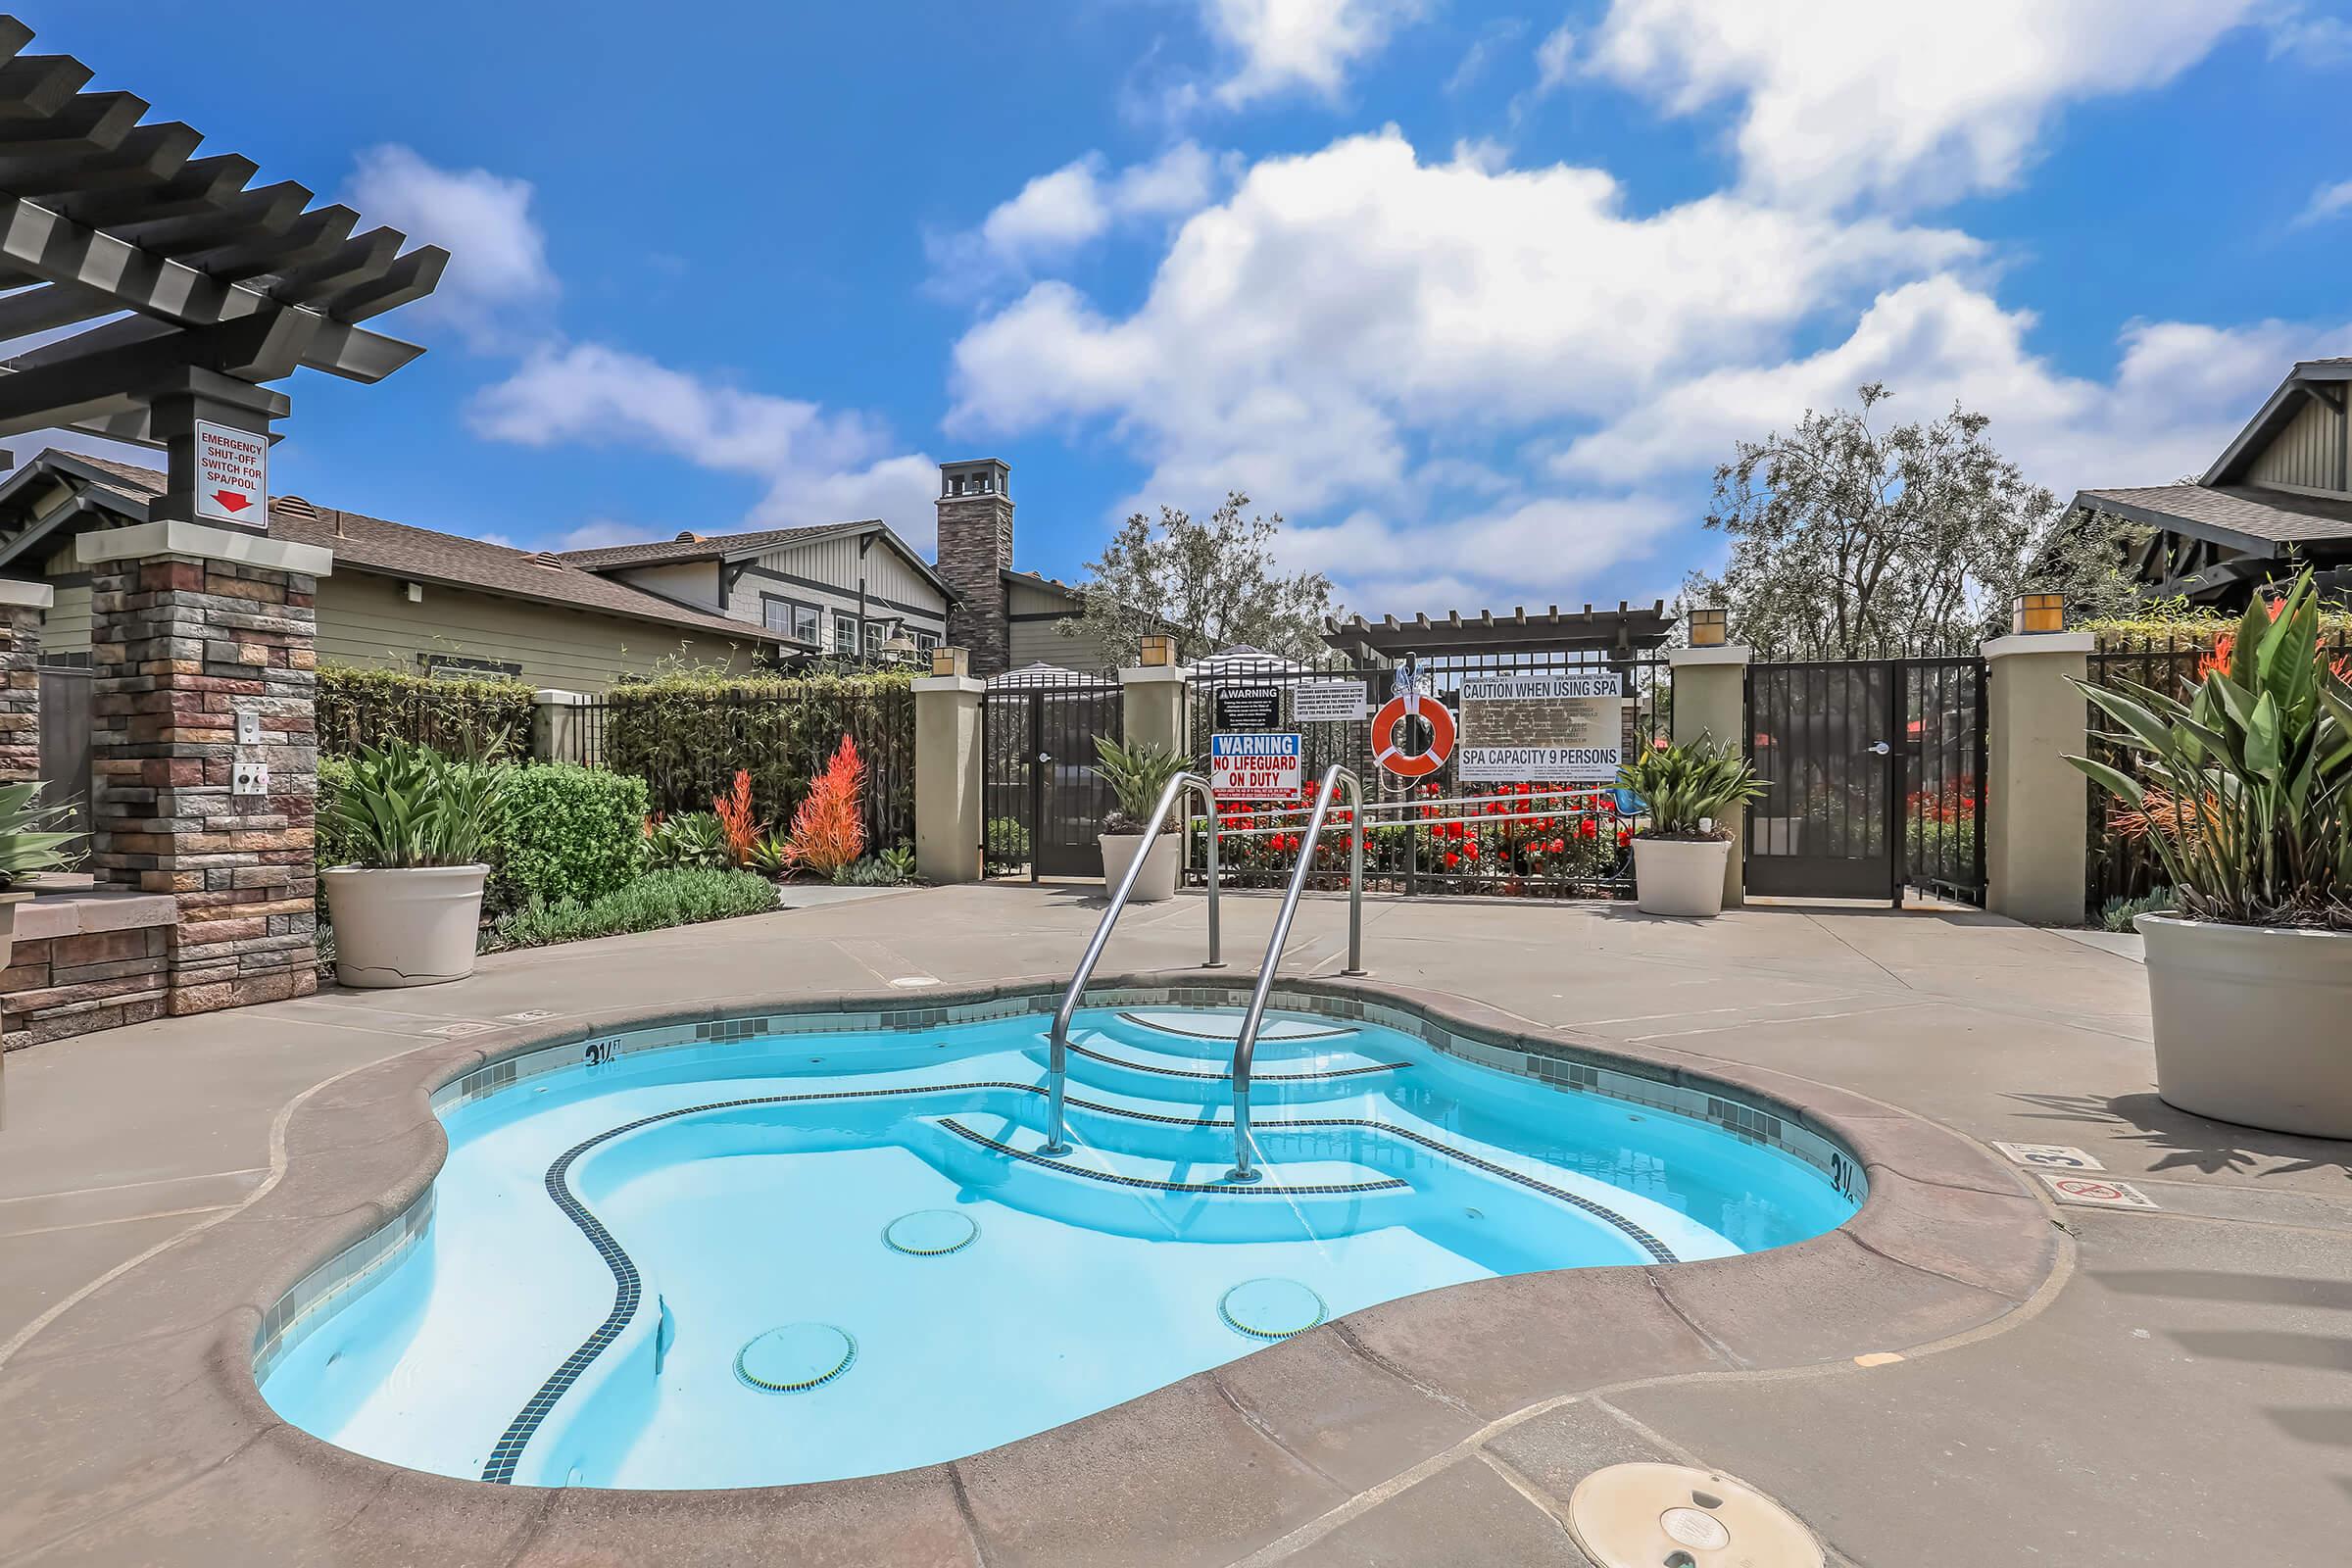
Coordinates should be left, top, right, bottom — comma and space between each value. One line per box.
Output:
260, 1005, 1858, 1490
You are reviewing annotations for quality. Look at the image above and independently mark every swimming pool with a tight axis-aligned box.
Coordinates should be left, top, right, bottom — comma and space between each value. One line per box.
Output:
258, 997, 1862, 1490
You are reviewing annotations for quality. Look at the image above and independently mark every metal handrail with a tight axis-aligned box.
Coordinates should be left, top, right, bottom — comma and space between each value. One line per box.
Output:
1226, 763, 1365, 1183
1042, 770, 1220, 1155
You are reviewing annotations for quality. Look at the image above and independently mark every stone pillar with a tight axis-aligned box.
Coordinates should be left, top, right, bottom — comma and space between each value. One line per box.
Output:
1119, 663, 1191, 759
1666, 645, 1753, 907
533, 689, 587, 765
912, 667, 984, 885
0, 578, 53, 784
79, 520, 335, 1013
1982, 631, 2092, 926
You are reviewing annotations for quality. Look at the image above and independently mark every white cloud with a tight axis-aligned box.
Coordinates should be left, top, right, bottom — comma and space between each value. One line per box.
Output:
1534, 22, 1577, 95
1196, 0, 1426, 108
2295, 177, 2352, 226
556, 518, 645, 552
1282, 494, 1683, 614
1586, 0, 2263, 208
344, 145, 558, 349
468, 343, 939, 548
2263, 2, 2352, 62
930, 143, 1225, 294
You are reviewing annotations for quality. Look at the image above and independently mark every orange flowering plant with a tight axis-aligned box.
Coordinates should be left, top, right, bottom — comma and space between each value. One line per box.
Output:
784, 735, 866, 877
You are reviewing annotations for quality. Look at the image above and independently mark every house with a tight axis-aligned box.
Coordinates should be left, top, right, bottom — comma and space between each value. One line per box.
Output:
2069, 358, 2352, 607
0, 451, 795, 689
933, 459, 1116, 675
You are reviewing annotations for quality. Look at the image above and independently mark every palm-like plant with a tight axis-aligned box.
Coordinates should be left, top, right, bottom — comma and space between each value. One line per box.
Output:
0, 780, 81, 887
2068, 570, 2352, 930
1617, 737, 1765, 840
1093, 736, 1190, 835
328, 740, 510, 868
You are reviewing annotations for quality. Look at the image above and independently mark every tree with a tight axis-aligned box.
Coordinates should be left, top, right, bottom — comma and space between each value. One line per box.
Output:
1061, 492, 1339, 664
1684, 383, 2132, 660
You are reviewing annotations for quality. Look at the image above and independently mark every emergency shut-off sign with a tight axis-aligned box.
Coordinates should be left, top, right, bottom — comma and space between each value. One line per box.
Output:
1211, 731, 1303, 799
1456, 671, 1625, 782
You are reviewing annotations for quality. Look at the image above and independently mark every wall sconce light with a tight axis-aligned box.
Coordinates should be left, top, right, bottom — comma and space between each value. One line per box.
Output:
1689, 607, 1729, 648
931, 645, 969, 678
1140, 633, 1175, 666
2013, 592, 2066, 635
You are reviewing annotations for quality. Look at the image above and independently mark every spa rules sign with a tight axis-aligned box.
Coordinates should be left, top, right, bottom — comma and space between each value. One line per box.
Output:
1211, 731, 1303, 799
1456, 672, 1624, 782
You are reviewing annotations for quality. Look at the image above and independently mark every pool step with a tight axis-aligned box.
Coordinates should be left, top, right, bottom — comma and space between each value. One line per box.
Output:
1044, 1028, 1407, 1105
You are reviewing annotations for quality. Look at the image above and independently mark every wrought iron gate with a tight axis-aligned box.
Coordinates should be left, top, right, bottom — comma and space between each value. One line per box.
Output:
1743, 657, 1984, 906
981, 672, 1123, 881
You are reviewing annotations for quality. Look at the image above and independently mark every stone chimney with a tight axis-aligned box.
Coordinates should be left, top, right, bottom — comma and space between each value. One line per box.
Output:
936, 458, 1013, 677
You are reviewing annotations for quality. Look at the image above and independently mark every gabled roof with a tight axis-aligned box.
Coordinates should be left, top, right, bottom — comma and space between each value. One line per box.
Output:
2072, 483, 2352, 555
2203, 360, 2351, 488
564, 519, 956, 605
1002, 566, 1086, 606
0, 452, 803, 649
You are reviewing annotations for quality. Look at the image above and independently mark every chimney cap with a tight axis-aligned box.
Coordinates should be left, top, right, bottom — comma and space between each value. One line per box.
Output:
939, 457, 1012, 502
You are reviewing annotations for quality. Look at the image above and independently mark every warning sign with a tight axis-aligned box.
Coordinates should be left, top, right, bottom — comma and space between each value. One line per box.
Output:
1294, 680, 1368, 722
1211, 731, 1302, 800
194, 420, 268, 528
1456, 671, 1624, 782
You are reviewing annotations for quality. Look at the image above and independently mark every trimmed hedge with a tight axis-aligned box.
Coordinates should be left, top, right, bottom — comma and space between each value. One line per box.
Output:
485, 868, 778, 951
317, 665, 534, 760
485, 763, 649, 911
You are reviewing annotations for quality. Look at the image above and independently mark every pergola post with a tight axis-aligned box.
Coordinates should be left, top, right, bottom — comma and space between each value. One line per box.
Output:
912, 656, 985, 885
79, 522, 333, 1013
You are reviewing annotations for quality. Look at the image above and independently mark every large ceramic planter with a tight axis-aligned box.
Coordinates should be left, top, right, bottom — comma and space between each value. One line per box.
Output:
2136, 913, 2352, 1139
1098, 831, 1179, 903
1631, 837, 1732, 918
0, 888, 30, 973
322, 865, 488, 989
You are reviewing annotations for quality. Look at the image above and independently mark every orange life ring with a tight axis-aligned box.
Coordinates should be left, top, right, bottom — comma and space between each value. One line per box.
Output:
1372, 692, 1454, 778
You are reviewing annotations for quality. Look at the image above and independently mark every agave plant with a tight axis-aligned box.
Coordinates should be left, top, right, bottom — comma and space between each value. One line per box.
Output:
1093, 736, 1189, 835
1616, 736, 1765, 840
2068, 570, 2352, 930
327, 740, 511, 869
0, 779, 82, 888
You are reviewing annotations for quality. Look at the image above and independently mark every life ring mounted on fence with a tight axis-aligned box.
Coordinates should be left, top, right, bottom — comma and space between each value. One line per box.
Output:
1371, 691, 1455, 778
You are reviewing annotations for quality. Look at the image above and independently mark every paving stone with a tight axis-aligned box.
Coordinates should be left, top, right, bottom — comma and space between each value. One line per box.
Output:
1211, 1323, 1485, 1492
1285, 1453, 1589, 1567
1480, 1398, 1681, 1503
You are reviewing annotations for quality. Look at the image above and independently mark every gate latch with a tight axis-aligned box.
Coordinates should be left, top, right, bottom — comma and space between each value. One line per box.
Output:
1867, 741, 1891, 756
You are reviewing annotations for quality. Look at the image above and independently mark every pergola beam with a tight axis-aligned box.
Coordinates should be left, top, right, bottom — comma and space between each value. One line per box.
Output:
0, 120, 202, 198
55, 152, 257, 228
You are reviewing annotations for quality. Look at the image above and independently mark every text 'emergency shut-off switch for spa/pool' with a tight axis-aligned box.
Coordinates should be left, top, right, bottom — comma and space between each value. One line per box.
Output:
1567, 1462, 1824, 1568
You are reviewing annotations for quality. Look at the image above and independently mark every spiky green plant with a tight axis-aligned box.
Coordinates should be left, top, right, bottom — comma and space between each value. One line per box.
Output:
1093, 736, 1190, 835
0, 780, 82, 887
2068, 569, 2352, 929
1617, 737, 1765, 840
327, 740, 511, 869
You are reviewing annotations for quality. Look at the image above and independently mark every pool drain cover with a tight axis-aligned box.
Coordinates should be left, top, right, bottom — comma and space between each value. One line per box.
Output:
1566, 1462, 1822, 1568
1218, 1278, 1326, 1340
735, 1324, 857, 1393
884, 1208, 978, 1256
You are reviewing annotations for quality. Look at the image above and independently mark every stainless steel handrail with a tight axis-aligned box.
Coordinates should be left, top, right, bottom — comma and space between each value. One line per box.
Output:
1042, 770, 1220, 1155
1226, 763, 1365, 1183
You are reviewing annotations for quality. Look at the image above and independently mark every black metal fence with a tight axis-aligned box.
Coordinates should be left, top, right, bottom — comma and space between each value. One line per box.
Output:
1904, 657, 1986, 905
1185, 650, 1671, 897
981, 670, 1124, 880
2082, 632, 2352, 920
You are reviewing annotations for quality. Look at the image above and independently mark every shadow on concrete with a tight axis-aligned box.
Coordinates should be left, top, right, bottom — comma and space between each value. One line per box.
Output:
2007, 1089, 2352, 1182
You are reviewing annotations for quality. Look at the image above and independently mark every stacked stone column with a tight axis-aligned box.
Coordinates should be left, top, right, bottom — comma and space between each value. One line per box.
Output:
0, 579, 52, 784
81, 523, 332, 1013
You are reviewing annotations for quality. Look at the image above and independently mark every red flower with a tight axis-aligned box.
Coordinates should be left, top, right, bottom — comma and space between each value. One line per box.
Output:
1547, 837, 1565, 854
1617, 827, 1632, 847
1443, 850, 1460, 867
1464, 841, 1480, 860
1579, 818, 1598, 838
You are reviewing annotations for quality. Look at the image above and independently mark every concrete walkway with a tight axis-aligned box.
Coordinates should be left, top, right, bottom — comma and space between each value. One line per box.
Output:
2, 884, 2346, 1564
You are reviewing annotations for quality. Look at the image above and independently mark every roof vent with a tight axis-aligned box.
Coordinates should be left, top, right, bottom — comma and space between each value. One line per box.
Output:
273, 495, 318, 521
528, 550, 564, 569
674, 530, 705, 543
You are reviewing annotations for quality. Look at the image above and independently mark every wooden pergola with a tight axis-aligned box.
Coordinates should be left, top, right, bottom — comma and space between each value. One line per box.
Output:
0, 12, 444, 516
1322, 601, 1678, 662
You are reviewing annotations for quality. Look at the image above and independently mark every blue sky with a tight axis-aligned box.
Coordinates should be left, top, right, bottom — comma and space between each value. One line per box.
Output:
35, 0, 2352, 617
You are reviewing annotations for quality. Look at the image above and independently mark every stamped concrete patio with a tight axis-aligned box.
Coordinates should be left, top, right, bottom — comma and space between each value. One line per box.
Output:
2, 884, 2347, 1565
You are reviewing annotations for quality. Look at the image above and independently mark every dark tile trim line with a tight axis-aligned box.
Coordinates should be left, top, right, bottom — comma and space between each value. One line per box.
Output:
1063, 1037, 1408, 1084
481, 1067, 1688, 1483
1112, 1009, 1357, 1044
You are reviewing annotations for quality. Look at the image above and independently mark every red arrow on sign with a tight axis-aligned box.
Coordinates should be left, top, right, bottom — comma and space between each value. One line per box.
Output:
211, 489, 252, 513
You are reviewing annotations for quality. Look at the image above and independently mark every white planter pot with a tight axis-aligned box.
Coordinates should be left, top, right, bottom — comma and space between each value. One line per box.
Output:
1631, 837, 1732, 918
2135, 913, 2352, 1139
323, 865, 488, 989
0, 889, 30, 974
1098, 832, 1179, 904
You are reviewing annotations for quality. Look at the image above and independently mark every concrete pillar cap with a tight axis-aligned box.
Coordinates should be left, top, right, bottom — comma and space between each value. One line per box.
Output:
1982, 632, 2094, 659
911, 674, 986, 695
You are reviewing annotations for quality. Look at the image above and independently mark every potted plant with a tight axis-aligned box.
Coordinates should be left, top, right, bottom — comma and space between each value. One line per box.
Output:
1618, 737, 1765, 918
1093, 736, 1188, 902
322, 740, 511, 988
0, 780, 81, 969
2070, 570, 2352, 1137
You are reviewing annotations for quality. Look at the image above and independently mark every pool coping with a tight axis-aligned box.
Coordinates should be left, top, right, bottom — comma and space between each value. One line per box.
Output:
0, 970, 2062, 1568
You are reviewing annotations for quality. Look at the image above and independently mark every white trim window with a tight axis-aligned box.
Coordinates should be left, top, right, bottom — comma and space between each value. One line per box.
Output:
831, 611, 858, 653
761, 594, 820, 646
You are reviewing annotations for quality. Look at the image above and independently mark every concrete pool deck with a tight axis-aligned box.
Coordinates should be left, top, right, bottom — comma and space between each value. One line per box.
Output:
2, 885, 2347, 1564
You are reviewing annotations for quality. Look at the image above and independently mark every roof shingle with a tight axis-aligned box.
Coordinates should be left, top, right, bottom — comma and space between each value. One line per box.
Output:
2075, 483, 2352, 549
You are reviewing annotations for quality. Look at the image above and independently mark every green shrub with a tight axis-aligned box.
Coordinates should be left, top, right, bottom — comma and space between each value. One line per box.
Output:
2098, 889, 2175, 933
485, 764, 649, 911
833, 845, 915, 886
317, 665, 532, 759
326, 740, 510, 867
644, 810, 728, 870
485, 868, 778, 951
983, 815, 1030, 870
